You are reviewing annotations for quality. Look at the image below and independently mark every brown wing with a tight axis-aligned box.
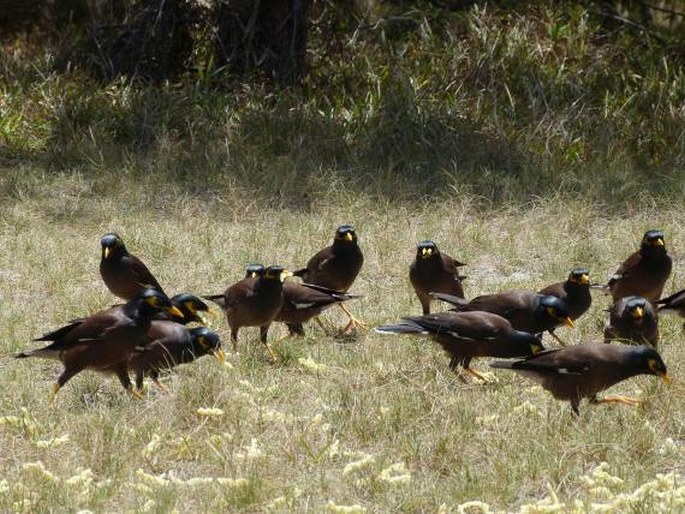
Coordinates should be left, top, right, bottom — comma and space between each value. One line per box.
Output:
224, 278, 258, 311
126, 254, 165, 293
33, 308, 130, 351
441, 253, 466, 274
608, 251, 641, 286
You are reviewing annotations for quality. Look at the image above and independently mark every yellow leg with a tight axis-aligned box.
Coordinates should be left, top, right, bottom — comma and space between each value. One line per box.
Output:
464, 367, 492, 384
594, 395, 641, 406
128, 387, 145, 400
314, 316, 329, 334
152, 378, 169, 393
48, 383, 61, 406
262, 341, 279, 363
549, 330, 568, 347
339, 303, 366, 333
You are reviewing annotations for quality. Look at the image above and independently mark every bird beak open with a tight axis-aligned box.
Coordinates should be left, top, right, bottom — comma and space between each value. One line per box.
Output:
563, 317, 575, 328
214, 348, 226, 364
168, 305, 185, 319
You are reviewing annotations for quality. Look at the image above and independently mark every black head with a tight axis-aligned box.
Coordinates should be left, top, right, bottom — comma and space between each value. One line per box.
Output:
189, 327, 223, 361
512, 331, 546, 356
129, 288, 183, 319
170, 293, 209, 324
100, 232, 127, 259
262, 265, 293, 283
539, 295, 574, 328
568, 268, 590, 285
334, 225, 358, 244
416, 240, 439, 259
622, 296, 649, 321
244, 264, 265, 279
628, 346, 670, 382
641, 230, 666, 250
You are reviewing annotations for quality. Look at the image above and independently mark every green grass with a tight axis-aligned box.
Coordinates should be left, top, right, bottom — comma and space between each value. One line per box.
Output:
1, 185, 684, 512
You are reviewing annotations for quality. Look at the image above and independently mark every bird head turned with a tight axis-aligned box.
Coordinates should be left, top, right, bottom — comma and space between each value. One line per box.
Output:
134, 288, 184, 319
190, 327, 224, 363
540, 296, 574, 328
170, 293, 209, 323
641, 230, 666, 249
631, 346, 671, 383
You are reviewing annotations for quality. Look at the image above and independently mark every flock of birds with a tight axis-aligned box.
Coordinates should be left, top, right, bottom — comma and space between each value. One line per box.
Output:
16, 226, 684, 415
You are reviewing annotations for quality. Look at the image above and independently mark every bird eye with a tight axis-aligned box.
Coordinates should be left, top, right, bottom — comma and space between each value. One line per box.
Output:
546, 306, 557, 317
185, 301, 195, 314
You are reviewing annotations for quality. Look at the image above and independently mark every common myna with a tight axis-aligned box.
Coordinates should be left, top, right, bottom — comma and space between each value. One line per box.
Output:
163, 293, 210, 324
129, 325, 223, 390
600, 230, 672, 303
205, 265, 292, 362
538, 268, 592, 345
376, 311, 544, 381
490, 343, 670, 415
409, 240, 466, 314
655, 288, 685, 320
432, 291, 574, 343
16, 289, 183, 403
100, 233, 166, 300
277, 282, 362, 336
294, 225, 364, 332
604, 296, 659, 348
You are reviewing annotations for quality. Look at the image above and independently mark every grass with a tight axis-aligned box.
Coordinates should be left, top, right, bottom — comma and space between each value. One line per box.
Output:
1, 185, 684, 512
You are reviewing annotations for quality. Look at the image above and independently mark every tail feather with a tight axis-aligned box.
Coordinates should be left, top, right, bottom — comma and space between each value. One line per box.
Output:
203, 294, 226, 310
293, 268, 308, 278
590, 283, 610, 294
489, 360, 516, 369
430, 292, 469, 308
15, 348, 61, 360
301, 283, 363, 300
375, 320, 430, 335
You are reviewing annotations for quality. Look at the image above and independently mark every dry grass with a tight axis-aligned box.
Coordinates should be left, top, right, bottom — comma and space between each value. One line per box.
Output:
1, 179, 684, 512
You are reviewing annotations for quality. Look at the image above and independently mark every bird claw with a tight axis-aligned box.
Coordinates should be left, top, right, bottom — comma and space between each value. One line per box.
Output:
593, 395, 641, 406
464, 367, 494, 384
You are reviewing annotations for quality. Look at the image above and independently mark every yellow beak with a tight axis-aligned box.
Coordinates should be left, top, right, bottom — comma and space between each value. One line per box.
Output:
563, 317, 575, 328
344, 232, 354, 242
654, 238, 665, 247
580, 274, 589, 284
104, 247, 111, 259
660, 372, 672, 384
632, 307, 644, 319
168, 305, 185, 319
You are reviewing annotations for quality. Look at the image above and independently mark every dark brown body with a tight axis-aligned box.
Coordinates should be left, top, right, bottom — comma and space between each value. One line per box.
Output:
100, 234, 165, 301
604, 296, 659, 347
376, 311, 543, 373
607, 232, 672, 303
276, 282, 360, 335
491, 343, 669, 414
538, 270, 592, 321
410, 247, 465, 315
434, 290, 571, 335
295, 227, 363, 291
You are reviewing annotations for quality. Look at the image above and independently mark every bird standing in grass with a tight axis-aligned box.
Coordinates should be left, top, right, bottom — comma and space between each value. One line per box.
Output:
432, 290, 574, 345
294, 225, 364, 332
376, 311, 544, 382
16, 289, 183, 403
538, 268, 592, 344
128, 325, 223, 391
604, 296, 659, 348
100, 233, 166, 300
409, 240, 466, 315
599, 230, 672, 303
490, 343, 670, 415
205, 265, 292, 362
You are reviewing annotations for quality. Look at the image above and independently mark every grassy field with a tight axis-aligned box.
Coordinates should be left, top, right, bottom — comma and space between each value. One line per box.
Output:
1, 180, 684, 512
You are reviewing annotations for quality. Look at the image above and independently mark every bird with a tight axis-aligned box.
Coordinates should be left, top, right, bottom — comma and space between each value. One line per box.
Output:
294, 225, 364, 332
538, 268, 592, 344
204, 265, 292, 362
16, 289, 183, 403
654, 288, 685, 322
164, 293, 211, 324
376, 311, 544, 382
604, 296, 659, 347
276, 282, 362, 336
128, 325, 224, 390
99, 232, 166, 301
432, 290, 574, 344
409, 240, 466, 314
490, 343, 670, 415
599, 230, 672, 303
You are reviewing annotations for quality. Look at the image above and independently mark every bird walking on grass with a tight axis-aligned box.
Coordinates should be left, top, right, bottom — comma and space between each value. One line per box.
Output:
294, 225, 364, 333
17, 289, 183, 404
490, 343, 670, 415
604, 296, 659, 348
205, 265, 292, 362
409, 240, 466, 315
595, 230, 672, 303
100, 233, 166, 300
376, 311, 544, 382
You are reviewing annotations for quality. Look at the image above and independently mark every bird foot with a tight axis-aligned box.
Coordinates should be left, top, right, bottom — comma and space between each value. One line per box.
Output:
128, 388, 145, 400
48, 383, 61, 406
153, 378, 169, 393
464, 367, 494, 384
593, 395, 641, 406
339, 304, 366, 334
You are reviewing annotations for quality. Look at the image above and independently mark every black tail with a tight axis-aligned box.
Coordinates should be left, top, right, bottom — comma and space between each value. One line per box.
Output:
203, 294, 226, 309
489, 360, 516, 370
15, 351, 32, 359
430, 292, 469, 308
301, 283, 363, 300
375, 320, 429, 335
